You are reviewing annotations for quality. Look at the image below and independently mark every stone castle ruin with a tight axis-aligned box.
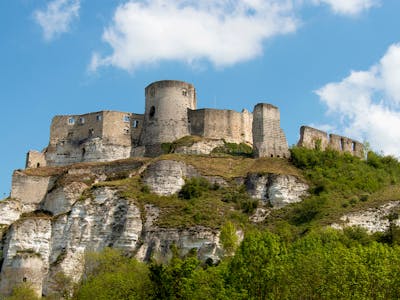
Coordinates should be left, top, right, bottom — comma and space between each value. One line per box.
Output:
297, 126, 364, 157
25, 80, 362, 168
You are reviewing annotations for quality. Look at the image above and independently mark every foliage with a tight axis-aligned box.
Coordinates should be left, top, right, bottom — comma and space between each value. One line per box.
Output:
70, 229, 400, 299
179, 177, 211, 200
75, 248, 153, 300
220, 222, 239, 255
270, 147, 400, 228
161, 136, 204, 154
5, 283, 40, 300
211, 142, 253, 157
222, 185, 258, 214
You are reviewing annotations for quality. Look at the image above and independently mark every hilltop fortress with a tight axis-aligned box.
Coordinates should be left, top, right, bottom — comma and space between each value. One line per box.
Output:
26, 80, 363, 168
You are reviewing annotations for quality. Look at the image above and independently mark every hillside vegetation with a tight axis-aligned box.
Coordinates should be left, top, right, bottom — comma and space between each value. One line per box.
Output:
7, 147, 400, 299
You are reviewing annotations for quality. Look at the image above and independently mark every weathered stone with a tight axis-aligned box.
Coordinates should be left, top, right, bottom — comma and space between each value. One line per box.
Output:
246, 173, 309, 208
297, 126, 329, 150
331, 201, 400, 233
297, 125, 364, 158
136, 226, 224, 263
268, 174, 309, 208
252, 103, 290, 158
142, 160, 199, 196
0, 218, 52, 297
173, 139, 225, 155
41, 182, 88, 216
10, 171, 56, 213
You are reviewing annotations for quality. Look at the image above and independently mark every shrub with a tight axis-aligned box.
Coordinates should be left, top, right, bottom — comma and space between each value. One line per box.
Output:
222, 185, 258, 214
212, 142, 253, 157
179, 177, 211, 200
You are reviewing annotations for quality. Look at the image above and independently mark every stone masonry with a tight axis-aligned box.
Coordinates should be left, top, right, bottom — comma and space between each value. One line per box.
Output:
297, 126, 364, 158
25, 80, 362, 167
252, 103, 290, 158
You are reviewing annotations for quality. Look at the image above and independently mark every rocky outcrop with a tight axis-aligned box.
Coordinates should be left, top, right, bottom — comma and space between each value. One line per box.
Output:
0, 184, 227, 297
0, 158, 307, 297
45, 138, 133, 167
173, 139, 225, 155
10, 172, 56, 213
331, 201, 400, 233
246, 173, 309, 208
0, 217, 52, 297
142, 160, 199, 195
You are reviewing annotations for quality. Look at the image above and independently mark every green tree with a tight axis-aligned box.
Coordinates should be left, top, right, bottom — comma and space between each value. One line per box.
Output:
220, 222, 239, 256
75, 248, 153, 300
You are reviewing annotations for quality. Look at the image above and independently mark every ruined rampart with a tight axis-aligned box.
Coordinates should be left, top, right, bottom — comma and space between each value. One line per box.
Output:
188, 108, 253, 144
298, 126, 364, 158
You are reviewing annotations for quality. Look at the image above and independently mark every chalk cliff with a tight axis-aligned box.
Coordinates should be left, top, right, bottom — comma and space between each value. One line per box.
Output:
0, 155, 308, 297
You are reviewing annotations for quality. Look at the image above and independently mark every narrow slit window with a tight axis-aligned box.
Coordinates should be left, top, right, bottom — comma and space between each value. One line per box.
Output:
149, 106, 155, 118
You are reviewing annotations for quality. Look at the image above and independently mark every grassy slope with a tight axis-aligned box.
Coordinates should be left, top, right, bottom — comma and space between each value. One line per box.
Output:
15, 146, 400, 232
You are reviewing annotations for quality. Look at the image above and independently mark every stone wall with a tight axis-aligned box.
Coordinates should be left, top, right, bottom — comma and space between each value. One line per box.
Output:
10, 171, 55, 210
26, 150, 47, 168
49, 112, 104, 145
45, 138, 133, 166
297, 126, 329, 150
329, 134, 364, 158
188, 108, 253, 144
140, 80, 196, 147
45, 111, 143, 166
297, 126, 364, 158
252, 103, 289, 158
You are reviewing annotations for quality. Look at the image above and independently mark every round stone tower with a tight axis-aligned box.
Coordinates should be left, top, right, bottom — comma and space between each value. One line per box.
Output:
139, 80, 196, 155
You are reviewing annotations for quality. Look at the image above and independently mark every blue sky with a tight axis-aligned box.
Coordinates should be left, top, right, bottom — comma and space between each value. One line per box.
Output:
1, 0, 400, 197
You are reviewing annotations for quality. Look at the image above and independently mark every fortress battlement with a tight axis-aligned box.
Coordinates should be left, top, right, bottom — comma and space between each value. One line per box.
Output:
25, 80, 362, 169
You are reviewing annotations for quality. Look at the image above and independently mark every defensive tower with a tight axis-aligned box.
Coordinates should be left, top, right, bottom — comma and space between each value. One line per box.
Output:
140, 80, 196, 155
252, 103, 290, 158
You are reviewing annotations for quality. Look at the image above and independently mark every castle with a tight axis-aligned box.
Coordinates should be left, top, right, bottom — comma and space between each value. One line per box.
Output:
25, 80, 363, 168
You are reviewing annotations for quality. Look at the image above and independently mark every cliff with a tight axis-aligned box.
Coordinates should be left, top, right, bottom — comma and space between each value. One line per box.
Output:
2, 146, 400, 298
0, 154, 308, 297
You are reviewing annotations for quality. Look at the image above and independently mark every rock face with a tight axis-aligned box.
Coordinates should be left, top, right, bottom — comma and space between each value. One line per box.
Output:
331, 201, 400, 233
142, 160, 199, 195
246, 173, 309, 208
0, 158, 307, 297
173, 139, 225, 155
46, 138, 133, 166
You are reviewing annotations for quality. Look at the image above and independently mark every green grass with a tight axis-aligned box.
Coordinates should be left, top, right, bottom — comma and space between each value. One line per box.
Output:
266, 147, 400, 231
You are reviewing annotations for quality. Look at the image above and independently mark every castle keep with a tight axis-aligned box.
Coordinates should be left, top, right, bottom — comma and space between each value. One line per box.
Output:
26, 80, 363, 168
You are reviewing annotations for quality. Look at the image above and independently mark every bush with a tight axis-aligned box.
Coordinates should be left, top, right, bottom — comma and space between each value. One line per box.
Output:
179, 177, 211, 200
76, 248, 154, 300
222, 185, 258, 214
212, 142, 253, 157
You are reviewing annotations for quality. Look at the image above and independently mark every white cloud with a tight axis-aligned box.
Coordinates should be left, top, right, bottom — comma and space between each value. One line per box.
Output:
312, 0, 380, 16
34, 0, 80, 41
315, 43, 400, 156
90, 0, 298, 72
